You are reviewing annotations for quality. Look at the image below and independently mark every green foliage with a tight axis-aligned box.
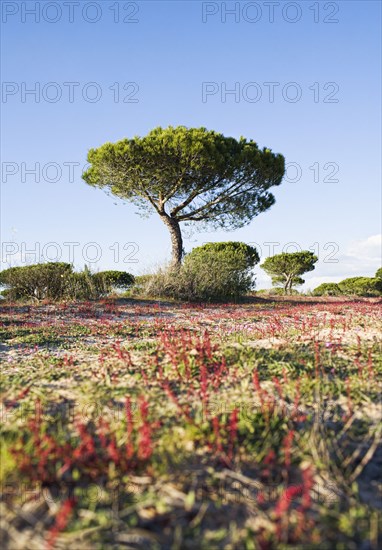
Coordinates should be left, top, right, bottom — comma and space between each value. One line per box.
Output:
133, 274, 154, 286
338, 277, 382, 297
375, 267, 382, 279
0, 264, 134, 302
2, 299, 381, 548
256, 287, 300, 296
82, 126, 285, 225
261, 251, 318, 294
128, 274, 154, 295
65, 270, 101, 300
313, 277, 382, 297
144, 242, 259, 301
93, 271, 135, 292
185, 241, 259, 270
83, 126, 285, 265
313, 283, 341, 296
0, 263, 73, 301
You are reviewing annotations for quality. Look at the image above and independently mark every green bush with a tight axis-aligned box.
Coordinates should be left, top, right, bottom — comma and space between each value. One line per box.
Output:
64, 269, 101, 300
93, 271, 134, 294
0, 288, 16, 300
313, 277, 382, 297
376, 267, 382, 280
338, 277, 382, 297
313, 283, 341, 296
0, 263, 73, 301
128, 274, 154, 295
134, 275, 154, 286
0, 264, 135, 302
144, 242, 259, 302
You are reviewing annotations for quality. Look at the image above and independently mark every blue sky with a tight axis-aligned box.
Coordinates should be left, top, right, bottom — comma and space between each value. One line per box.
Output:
1, 0, 381, 289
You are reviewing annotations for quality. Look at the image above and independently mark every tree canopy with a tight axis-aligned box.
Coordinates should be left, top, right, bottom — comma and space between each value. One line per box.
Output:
313, 282, 341, 296
82, 126, 285, 265
261, 251, 318, 294
0, 263, 72, 301
338, 276, 382, 296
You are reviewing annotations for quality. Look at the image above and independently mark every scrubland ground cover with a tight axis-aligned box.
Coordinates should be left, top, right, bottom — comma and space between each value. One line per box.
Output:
0, 297, 381, 549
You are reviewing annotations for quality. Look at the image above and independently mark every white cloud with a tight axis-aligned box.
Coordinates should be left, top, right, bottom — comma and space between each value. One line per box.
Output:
347, 234, 381, 262
303, 234, 381, 290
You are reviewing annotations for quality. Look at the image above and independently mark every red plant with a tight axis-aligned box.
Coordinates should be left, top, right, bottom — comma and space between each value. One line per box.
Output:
275, 484, 303, 517
367, 349, 374, 379
125, 396, 135, 459
11, 396, 157, 491
283, 430, 295, 470
253, 369, 264, 410
137, 396, 153, 460
273, 377, 283, 401
3, 386, 31, 409
212, 416, 223, 454
228, 408, 239, 461
113, 340, 133, 366
314, 341, 320, 378
262, 449, 276, 479
163, 381, 193, 423
344, 377, 353, 419
292, 381, 304, 421
274, 464, 315, 543
63, 355, 74, 367
199, 362, 209, 409
46, 497, 77, 549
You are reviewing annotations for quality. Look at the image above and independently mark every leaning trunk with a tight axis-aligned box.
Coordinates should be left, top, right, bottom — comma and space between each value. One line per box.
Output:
283, 277, 289, 295
160, 214, 183, 267
284, 275, 292, 295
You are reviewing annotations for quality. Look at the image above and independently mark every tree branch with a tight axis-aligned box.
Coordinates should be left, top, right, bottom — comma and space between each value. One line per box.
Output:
176, 174, 261, 221
140, 188, 160, 213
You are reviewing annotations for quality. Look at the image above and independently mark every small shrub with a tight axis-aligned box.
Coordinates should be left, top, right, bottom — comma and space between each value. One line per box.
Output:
0, 264, 134, 302
0, 263, 73, 301
93, 271, 135, 294
64, 270, 101, 300
134, 274, 154, 286
144, 242, 259, 302
128, 274, 154, 295
313, 283, 341, 296
0, 288, 17, 300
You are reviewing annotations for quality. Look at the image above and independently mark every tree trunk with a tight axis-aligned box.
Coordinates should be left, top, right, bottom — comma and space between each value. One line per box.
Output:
284, 275, 292, 295
160, 214, 183, 267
